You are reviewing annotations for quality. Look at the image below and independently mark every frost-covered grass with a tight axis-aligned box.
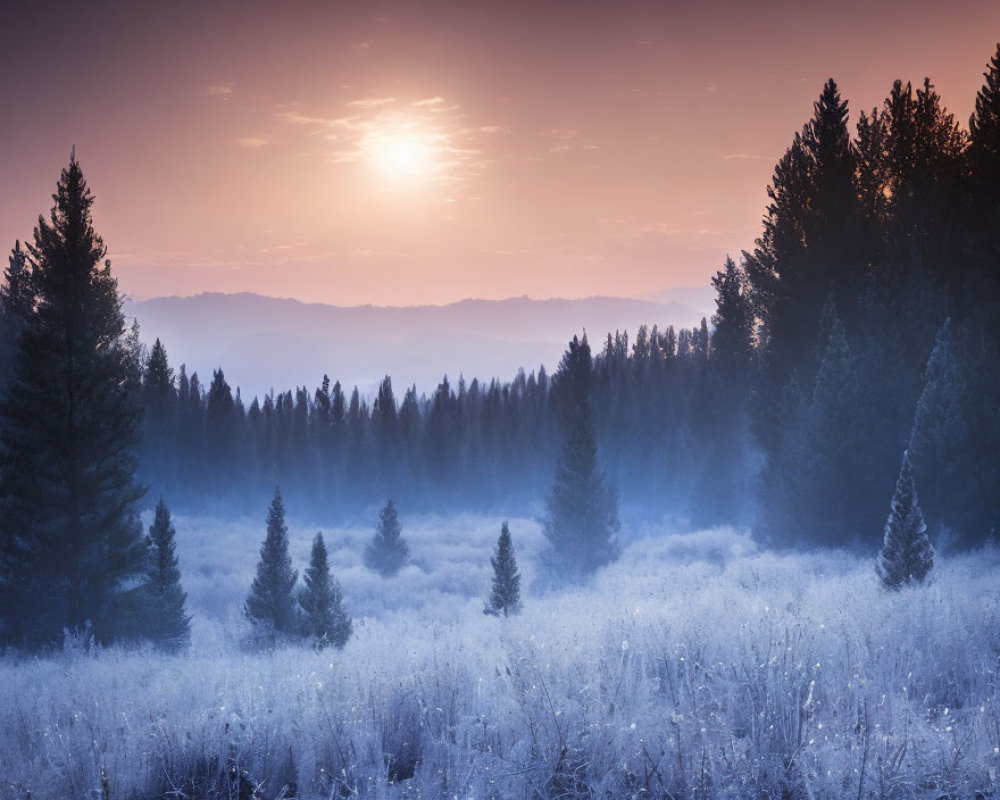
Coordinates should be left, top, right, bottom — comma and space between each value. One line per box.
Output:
2, 519, 1000, 799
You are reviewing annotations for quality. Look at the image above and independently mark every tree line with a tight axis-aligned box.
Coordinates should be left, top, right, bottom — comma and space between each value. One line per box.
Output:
126, 46, 1000, 549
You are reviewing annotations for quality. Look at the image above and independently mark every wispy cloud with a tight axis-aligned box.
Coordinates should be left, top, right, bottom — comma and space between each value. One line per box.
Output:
236, 136, 271, 149
412, 97, 446, 108
347, 97, 396, 109
542, 128, 597, 155
718, 152, 772, 161
203, 82, 234, 98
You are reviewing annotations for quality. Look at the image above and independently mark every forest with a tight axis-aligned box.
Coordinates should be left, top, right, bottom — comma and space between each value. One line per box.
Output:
0, 41, 997, 800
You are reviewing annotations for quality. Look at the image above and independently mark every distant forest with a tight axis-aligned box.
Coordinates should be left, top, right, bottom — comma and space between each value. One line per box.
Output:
3, 46, 999, 550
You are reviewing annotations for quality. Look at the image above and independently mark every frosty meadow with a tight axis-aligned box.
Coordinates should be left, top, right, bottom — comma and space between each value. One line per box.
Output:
2, 518, 1000, 799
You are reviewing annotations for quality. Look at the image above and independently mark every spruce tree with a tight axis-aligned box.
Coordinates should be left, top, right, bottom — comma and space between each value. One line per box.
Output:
877, 450, 934, 589
143, 499, 191, 651
908, 319, 1000, 544
205, 368, 238, 494
970, 44, 1000, 174
542, 334, 619, 583
0, 242, 33, 394
0, 156, 146, 647
967, 45, 1000, 338
364, 499, 409, 577
244, 488, 299, 641
484, 521, 521, 617
299, 532, 352, 649
141, 339, 177, 489
709, 256, 754, 383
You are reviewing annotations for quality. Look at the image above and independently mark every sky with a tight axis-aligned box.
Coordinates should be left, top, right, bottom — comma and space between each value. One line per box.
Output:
1, 0, 997, 306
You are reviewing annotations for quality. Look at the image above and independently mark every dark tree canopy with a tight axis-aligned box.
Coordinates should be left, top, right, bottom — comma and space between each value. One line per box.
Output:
0, 156, 146, 647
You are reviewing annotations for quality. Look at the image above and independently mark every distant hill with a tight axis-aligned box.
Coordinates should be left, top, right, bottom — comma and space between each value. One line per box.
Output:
125, 292, 709, 400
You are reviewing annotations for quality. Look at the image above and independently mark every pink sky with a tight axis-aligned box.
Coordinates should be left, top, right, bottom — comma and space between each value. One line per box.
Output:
1, 0, 997, 305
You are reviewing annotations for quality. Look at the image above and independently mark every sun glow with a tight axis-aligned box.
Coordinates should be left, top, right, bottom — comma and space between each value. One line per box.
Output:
362, 124, 436, 182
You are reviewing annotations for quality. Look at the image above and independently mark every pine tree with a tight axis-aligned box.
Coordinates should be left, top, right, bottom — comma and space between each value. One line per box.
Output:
877, 450, 933, 589
484, 521, 521, 617
0, 241, 33, 393
970, 44, 1000, 172
205, 368, 238, 494
364, 499, 409, 577
141, 339, 177, 488
709, 256, 754, 383
244, 488, 299, 641
967, 45, 1000, 337
0, 156, 146, 647
299, 532, 352, 649
143, 499, 191, 651
542, 335, 619, 583
908, 319, 1000, 544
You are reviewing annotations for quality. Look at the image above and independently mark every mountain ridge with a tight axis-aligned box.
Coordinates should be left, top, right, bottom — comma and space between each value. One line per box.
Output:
125, 290, 712, 400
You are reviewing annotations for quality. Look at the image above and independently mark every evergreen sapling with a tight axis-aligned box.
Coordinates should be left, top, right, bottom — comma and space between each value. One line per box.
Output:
299, 532, 352, 648
364, 499, 409, 577
878, 450, 934, 589
245, 488, 299, 641
143, 499, 191, 650
485, 521, 521, 617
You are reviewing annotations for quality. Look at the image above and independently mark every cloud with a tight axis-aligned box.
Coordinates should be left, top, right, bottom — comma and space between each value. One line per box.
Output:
718, 153, 772, 161
542, 128, 597, 156
203, 82, 234, 98
236, 136, 270, 149
545, 128, 581, 141
412, 97, 446, 107
347, 97, 397, 109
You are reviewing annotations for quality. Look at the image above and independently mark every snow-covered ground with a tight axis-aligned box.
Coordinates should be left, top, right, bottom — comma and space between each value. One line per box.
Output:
2, 517, 999, 799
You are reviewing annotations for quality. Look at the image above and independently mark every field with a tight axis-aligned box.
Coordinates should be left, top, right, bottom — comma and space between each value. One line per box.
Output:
1, 515, 999, 799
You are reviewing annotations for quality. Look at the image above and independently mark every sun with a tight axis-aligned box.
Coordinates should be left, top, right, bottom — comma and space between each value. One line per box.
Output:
362, 125, 436, 182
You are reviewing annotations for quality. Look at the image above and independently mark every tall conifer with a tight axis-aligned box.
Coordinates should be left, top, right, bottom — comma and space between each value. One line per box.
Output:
0, 156, 146, 646
542, 335, 619, 583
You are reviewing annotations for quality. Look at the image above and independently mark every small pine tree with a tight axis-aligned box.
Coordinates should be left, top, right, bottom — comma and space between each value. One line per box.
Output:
143, 499, 191, 651
299, 532, 352, 649
245, 488, 299, 641
877, 450, 934, 589
364, 499, 409, 577
484, 522, 521, 617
